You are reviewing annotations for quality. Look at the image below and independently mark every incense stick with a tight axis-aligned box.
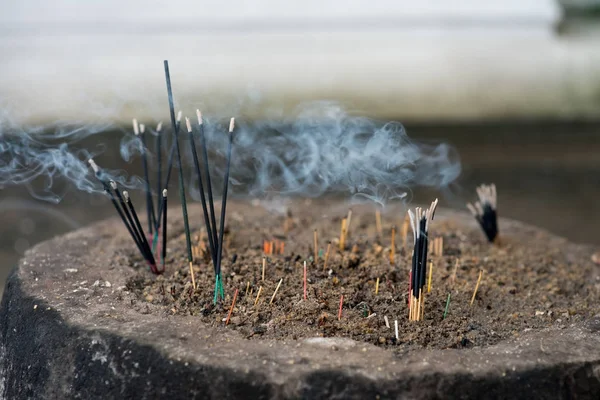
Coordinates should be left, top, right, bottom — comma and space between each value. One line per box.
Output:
375, 277, 380, 295
344, 208, 353, 242
214, 118, 235, 302
254, 286, 263, 306
303, 261, 308, 300
135, 120, 156, 235
313, 229, 318, 264
427, 259, 433, 293
270, 278, 283, 304
467, 184, 499, 243
375, 209, 382, 237
122, 190, 157, 271
185, 116, 218, 269
160, 189, 167, 270
339, 218, 347, 251
225, 288, 238, 325
197, 110, 219, 253
155, 121, 163, 229
390, 226, 396, 264
163, 61, 194, 279
470, 269, 484, 306
323, 241, 331, 271
262, 257, 266, 281
443, 293, 451, 319
338, 294, 344, 320
394, 320, 399, 341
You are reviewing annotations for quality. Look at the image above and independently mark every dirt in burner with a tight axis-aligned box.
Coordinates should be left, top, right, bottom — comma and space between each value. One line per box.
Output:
126, 201, 599, 352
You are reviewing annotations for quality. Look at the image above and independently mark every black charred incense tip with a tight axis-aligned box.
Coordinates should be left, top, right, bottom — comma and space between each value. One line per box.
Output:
467, 183, 498, 243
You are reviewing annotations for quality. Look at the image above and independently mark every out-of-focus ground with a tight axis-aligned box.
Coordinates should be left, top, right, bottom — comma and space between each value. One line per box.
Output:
1, 121, 599, 296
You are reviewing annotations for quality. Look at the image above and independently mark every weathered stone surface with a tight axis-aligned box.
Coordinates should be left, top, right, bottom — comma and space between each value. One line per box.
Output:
2, 202, 600, 399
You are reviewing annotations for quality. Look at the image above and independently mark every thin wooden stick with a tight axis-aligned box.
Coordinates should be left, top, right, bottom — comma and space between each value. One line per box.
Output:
402, 213, 409, 247
189, 261, 196, 290
262, 257, 266, 281
470, 269, 484, 306
254, 286, 263, 306
225, 288, 238, 325
339, 218, 347, 251
303, 261, 308, 300
338, 294, 344, 320
390, 226, 396, 264
394, 320, 399, 341
344, 208, 353, 241
443, 293, 451, 319
270, 278, 283, 304
323, 242, 332, 271
245, 281, 250, 297
384, 315, 390, 328
375, 209, 383, 237
313, 229, 318, 264
451, 258, 460, 284
375, 277, 380, 295
427, 259, 433, 293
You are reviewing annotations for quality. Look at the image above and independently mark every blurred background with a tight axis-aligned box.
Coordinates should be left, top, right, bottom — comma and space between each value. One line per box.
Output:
1, 0, 600, 295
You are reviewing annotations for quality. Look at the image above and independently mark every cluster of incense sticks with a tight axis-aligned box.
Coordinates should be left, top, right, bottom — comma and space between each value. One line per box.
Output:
467, 183, 499, 243
88, 159, 162, 274
263, 239, 285, 255
407, 199, 439, 321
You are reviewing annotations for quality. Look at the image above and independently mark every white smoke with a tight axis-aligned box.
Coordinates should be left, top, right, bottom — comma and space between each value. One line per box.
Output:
2, 101, 460, 204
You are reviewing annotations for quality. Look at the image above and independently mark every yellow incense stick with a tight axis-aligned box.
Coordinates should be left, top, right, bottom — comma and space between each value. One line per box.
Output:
470, 270, 484, 306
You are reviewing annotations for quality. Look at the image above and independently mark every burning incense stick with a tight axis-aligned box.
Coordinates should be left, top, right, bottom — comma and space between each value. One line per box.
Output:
225, 288, 239, 325
186, 116, 218, 270
270, 278, 283, 304
470, 269, 484, 306
122, 190, 158, 271
160, 189, 167, 270
338, 294, 344, 320
313, 229, 318, 264
135, 120, 156, 235
155, 121, 163, 228
323, 241, 332, 271
163, 61, 194, 283
214, 118, 235, 302
262, 257, 266, 281
467, 183, 499, 243
197, 110, 219, 253
375, 209, 383, 237
303, 260, 308, 300
89, 159, 159, 272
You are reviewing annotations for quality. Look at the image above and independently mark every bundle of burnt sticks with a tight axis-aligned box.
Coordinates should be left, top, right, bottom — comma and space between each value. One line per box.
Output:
407, 199, 438, 321
467, 183, 499, 243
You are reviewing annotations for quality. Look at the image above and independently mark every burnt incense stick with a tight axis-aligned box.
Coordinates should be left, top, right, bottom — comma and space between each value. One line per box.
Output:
197, 110, 219, 253
323, 241, 332, 271
313, 229, 318, 264
467, 183, 499, 243
375, 209, 383, 237
163, 61, 193, 277
470, 269, 484, 306
186, 116, 217, 269
160, 189, 167, 270
270, 278, 283, 304
303, 260, 308, 300
225, 288, 238, 325
214, 117, 235, 302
